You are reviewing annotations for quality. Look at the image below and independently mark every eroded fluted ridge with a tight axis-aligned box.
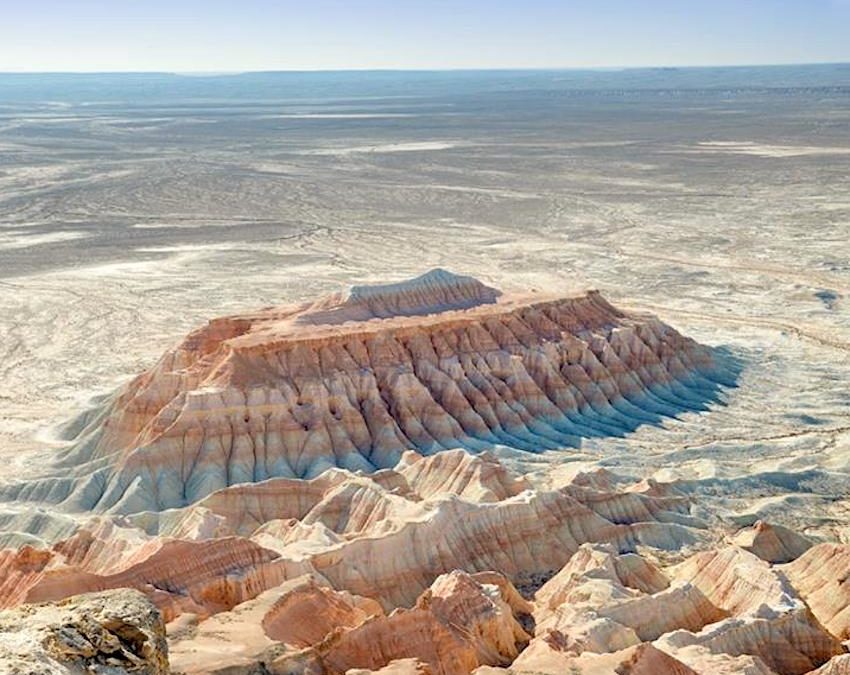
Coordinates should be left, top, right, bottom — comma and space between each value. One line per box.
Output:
1, 453, 846, 675
1, 271, 736, 514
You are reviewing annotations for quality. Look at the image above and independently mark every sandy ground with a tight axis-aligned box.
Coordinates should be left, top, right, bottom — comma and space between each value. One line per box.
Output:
0, 71, 848, 542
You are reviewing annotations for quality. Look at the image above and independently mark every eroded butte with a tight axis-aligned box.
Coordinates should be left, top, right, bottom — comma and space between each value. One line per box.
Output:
1, 269, 734, 514
3, 271, 848, 675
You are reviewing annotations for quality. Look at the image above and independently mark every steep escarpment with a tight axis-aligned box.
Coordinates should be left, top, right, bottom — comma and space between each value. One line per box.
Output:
0, 270, 734, 515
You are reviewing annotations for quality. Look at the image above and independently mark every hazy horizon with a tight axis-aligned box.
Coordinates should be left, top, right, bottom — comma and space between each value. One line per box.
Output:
2, 61, 850, 75
2, 64, 847, 108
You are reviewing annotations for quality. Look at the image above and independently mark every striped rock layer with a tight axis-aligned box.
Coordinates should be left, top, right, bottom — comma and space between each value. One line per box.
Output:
8, 269, 734, 514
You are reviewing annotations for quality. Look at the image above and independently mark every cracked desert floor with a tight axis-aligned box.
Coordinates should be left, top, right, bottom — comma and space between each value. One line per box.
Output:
0, 67, 849, 674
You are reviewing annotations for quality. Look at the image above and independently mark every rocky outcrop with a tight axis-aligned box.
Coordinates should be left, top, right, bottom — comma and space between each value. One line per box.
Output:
0, 589, 168, 674
656, 546, 845, 675
168, 574, 384, 673
528, 543, 725, 657
169, 570, 528, 675
669, 546, 794, 615
783, 543, 850, 640
315, 570, 529, 675
731, 520, 813, 564
515, 541, 844, 675
0, 532, 298, 620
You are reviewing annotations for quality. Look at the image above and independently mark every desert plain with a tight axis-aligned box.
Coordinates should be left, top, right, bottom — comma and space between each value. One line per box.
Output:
0, 67, 849, 673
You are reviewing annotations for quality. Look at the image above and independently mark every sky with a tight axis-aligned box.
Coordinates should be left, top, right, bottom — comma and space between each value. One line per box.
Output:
0, 0, 848, 72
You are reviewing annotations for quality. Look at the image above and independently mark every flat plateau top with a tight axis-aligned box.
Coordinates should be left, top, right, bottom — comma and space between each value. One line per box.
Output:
206, 271, 608, 351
